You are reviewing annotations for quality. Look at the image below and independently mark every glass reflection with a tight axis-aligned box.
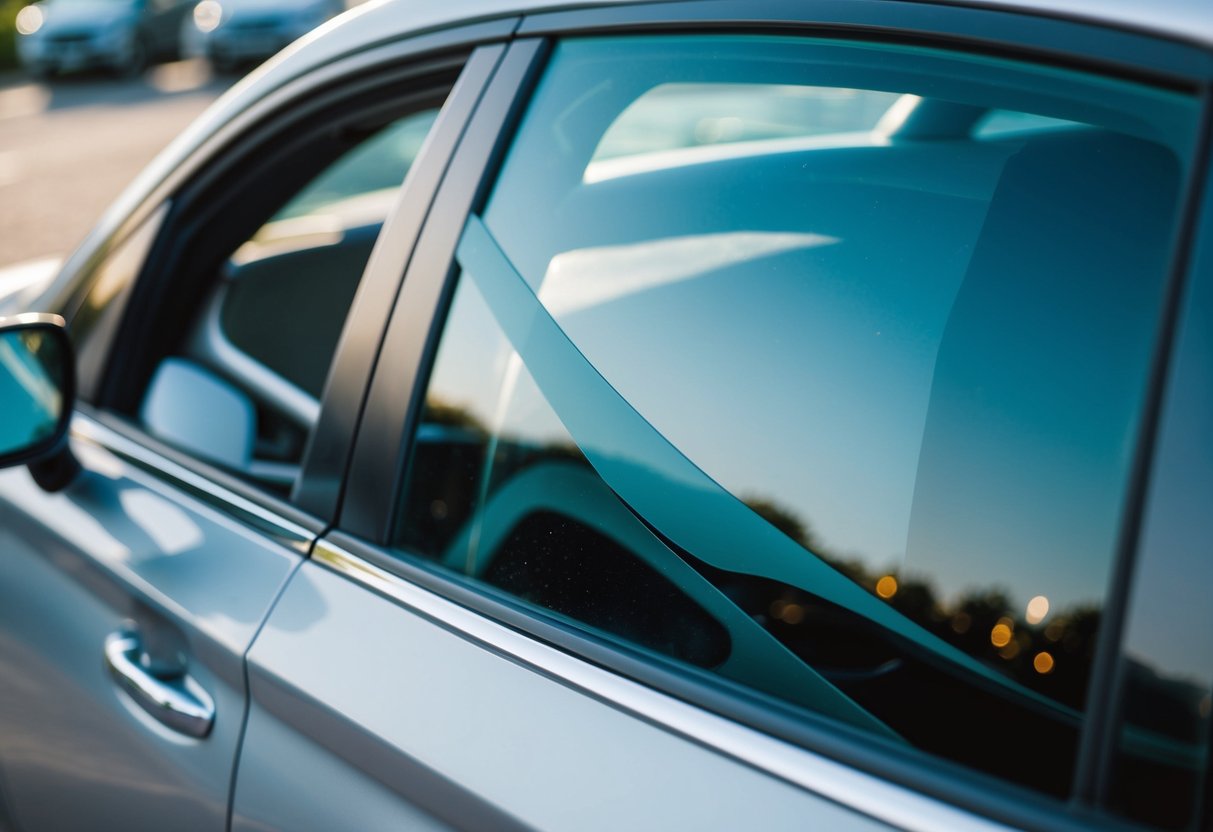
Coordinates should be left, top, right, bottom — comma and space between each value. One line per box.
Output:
399, 33, 1201, 805
0, 326, 65, 458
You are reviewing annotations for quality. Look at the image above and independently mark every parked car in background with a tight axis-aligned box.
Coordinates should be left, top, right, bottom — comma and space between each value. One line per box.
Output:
14, 0, 193, 77
0, 0, 1211, 830
181, 0, 344, 72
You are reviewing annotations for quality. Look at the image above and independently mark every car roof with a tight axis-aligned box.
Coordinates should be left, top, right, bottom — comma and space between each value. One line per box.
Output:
183, 0, 1213, 149
153, 0, 1213, 175
293, 0, 1213, 75
967, 0, 1213, 48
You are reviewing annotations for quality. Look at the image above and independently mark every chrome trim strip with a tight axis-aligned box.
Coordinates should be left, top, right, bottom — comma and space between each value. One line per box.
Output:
313, 539, 1016, 832
105, 628, 216, 739
73, 414, 314, 555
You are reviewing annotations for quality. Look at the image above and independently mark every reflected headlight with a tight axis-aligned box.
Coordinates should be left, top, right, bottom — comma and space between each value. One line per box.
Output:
193, 0, 222, 33
15, 5, 44, 36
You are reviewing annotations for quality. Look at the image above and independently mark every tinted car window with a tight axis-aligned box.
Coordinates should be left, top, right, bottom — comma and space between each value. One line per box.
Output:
137, 106, 440, 494
393, 35, 1200, 801
220, 109, 439, 399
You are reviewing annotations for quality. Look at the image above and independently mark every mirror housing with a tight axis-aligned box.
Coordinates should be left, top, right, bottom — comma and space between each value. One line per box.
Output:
0, 313, 80, 490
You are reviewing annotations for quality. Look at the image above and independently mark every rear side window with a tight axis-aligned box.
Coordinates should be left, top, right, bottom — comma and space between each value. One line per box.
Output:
392, 35, 1201, 814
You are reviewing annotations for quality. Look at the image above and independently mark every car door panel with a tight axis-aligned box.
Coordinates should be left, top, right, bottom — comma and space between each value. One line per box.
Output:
232, 693, 458, 832
0, 417, 301, 831
233, 553, 895, 832
0, 33, 503, 832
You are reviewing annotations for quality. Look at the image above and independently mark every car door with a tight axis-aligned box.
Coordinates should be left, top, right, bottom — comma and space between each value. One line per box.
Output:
232, 5, 1212, 832
0, 33, 487, 832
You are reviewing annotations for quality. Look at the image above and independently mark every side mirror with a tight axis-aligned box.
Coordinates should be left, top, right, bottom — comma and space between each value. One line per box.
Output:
0, 313, 80, 490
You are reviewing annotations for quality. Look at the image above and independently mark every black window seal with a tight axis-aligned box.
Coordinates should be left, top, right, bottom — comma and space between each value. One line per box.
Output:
518, 0, 1213, 90
1073, 82, 1213, 810
79, 403, 325, 542
36, 21, 519, 538
338, 36, 551, 539
299, 41, 514, 521
95, 63, 461, 530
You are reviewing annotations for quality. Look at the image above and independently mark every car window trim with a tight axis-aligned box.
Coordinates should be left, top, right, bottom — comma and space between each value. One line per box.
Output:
518, 0, 1213, 89
338, 36, 551, 537
74, 406, 319, 549
1073, 87, 1213, 807
96, 57, 470, 484
296, 42, 511, 519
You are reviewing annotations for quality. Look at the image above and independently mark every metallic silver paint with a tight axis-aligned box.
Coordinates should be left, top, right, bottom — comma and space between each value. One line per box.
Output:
0, 418, 302, 829
232, 697, 458, 832
241, 554, 896, 832
73, 415, 313, 555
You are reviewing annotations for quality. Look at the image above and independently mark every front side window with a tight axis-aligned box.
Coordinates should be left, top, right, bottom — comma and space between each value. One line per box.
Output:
392, 35, 1200, 810
135, 104, 440, 496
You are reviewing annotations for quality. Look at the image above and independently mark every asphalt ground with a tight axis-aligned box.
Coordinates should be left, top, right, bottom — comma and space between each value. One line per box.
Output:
0, 61, 233, 270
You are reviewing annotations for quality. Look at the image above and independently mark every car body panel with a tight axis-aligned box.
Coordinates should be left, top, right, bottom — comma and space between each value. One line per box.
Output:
0, 415, 300, 830
234, 554, 900, 832
0, 258, 61, 316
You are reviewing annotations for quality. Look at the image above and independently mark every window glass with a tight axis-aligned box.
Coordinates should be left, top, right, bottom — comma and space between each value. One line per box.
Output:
63, 206, 167, 399
393, 35, 1200, 802
138, 105, 441, 495
265, 112, 438, 223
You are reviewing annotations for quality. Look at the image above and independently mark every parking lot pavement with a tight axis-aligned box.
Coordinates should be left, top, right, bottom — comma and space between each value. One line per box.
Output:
0, 61, 233, 269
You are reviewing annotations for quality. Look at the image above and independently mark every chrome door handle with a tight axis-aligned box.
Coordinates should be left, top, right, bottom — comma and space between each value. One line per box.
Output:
104, 630, 215, 739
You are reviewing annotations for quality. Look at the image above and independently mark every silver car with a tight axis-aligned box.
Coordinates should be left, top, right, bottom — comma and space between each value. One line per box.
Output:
14, 0, 193, 77
0, 0, 1211, 829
